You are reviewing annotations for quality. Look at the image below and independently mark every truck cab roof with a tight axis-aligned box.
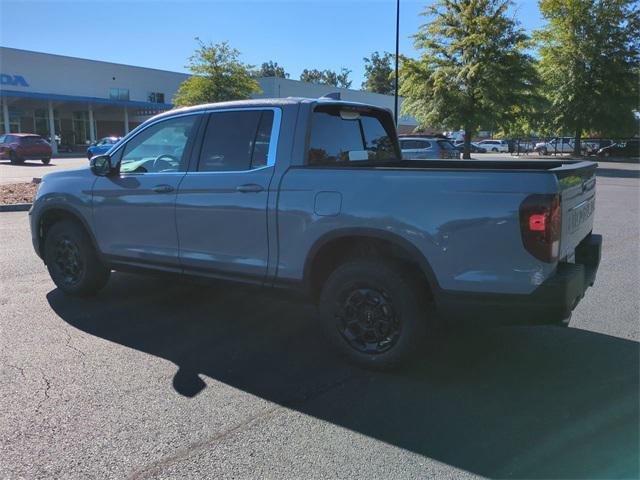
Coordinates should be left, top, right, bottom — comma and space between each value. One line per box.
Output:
153, 97, 392, 121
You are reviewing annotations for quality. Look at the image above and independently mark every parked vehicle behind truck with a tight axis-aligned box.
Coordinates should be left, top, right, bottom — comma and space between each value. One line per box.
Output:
30, 98, 601, 368
400, 137, 460, 159
0, 133, 52, 164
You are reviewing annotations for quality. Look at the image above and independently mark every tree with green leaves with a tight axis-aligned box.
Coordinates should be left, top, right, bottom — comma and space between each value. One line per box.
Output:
174, 39, 261, 107
400, 0, 538, 158
300, 67, 352, 88
256, 60, 289, 78
362, 51, 395, 94
536, 0, 640, 154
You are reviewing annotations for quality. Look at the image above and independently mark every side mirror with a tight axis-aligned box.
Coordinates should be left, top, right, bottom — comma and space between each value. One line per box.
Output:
90, 154, 114, 176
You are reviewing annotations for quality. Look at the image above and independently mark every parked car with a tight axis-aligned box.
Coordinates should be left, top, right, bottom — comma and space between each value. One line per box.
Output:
87, 136, 121, 159
582, 139, 612, 155
597, 140, 640, 158
0, 133, 52, 164
511, 140, 536, 154
534, 137, 576, 155
400, 137, 460, 159
30, 98, 601, 368
476, 139, 509, 152
453, 141, 487, 153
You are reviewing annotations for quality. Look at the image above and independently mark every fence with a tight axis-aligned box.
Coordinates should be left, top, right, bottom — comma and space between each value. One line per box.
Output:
508, 137, 635, 157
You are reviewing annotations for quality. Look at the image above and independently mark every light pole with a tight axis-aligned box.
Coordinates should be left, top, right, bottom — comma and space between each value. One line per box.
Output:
394, 0, 400, 126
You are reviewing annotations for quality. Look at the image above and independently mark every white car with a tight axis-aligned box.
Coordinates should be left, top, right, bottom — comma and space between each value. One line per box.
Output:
534, 137, 575, 155
476, 139, 509, 152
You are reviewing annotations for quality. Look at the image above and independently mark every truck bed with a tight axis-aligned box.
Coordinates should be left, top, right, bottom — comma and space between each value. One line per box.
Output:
309, 159, 598, 175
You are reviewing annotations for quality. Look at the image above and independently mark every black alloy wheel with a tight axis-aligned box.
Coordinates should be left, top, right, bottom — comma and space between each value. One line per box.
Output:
44, 220, 110, 296
51, 235, 85, 287
336, 287, 400, 355
318, 259, 433, 368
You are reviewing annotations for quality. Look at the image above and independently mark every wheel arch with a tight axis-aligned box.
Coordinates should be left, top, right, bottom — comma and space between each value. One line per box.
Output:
303, 228, 440, 301
36, 205, 100, 261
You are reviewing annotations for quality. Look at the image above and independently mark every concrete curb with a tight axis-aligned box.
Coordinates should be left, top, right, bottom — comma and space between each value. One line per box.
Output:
0, 203, 31, 212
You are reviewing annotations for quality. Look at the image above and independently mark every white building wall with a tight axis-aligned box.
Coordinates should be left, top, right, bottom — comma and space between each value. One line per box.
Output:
0, 48, 418, 130
0, 47, 188, 103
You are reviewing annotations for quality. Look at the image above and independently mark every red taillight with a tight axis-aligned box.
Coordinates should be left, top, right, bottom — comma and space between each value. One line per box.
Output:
519, 194, 561, 262
528, 214, 546, 231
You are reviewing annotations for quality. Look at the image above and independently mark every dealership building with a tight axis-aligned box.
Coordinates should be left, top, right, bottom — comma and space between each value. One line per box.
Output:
0, 47, 418, 154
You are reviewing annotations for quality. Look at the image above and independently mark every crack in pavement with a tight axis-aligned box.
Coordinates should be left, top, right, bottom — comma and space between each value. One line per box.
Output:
127, 404, 282, 480
128, 372, 361, 479
63, 331, 87, 367
35, 368, 52, 413
4, 363, 27, 380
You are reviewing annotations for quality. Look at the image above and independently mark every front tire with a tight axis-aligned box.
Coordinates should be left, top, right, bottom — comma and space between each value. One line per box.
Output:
41, 157, 51, 165
491, 148, 498, 152
318, 259, 432, 369
44, 220, 110, 296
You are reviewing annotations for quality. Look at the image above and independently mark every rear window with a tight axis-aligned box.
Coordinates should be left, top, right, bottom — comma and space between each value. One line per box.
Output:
307, 105, 399, 165
401, 140, 431, 149
400, 140, 431, 150
19, 136, 44, 145
437, 140, 456, 150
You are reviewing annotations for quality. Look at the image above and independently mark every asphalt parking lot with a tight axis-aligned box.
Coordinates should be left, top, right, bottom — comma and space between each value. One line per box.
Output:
0, 162, 638, 479
0, 157, 88, 185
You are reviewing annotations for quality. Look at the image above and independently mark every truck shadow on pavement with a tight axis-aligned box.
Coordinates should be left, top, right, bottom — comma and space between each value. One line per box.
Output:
47, 273, 639, 479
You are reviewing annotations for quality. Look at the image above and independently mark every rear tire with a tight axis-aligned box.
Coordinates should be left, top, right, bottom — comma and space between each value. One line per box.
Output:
491, 148, 498, 152
9, 151, 22, 164
41, 157, 51, 165
44, 220, 110, 296
318, 259, 433, 369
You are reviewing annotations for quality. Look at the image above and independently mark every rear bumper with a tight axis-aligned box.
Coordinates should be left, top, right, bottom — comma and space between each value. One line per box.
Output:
436, 234, 602, 326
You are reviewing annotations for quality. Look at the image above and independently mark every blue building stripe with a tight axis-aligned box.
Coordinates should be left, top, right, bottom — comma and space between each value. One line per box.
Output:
0, 89, 173, 109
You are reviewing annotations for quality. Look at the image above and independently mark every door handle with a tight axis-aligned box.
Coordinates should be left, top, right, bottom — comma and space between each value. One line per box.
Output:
236, 184, 264, 193
152, 184, 175, 194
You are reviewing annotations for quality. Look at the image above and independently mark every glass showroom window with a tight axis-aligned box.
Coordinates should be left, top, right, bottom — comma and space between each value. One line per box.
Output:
72, 111, 93, 144
1, 109, 21, 134
34, 109, 61, 138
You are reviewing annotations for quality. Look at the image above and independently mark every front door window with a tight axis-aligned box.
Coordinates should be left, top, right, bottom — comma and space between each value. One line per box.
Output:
119, 115, 198, 173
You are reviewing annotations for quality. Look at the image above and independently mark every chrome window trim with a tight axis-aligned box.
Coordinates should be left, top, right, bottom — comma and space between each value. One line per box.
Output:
109, 107, 282, 176
185, 165, 273, 175
197, 106, 282, 172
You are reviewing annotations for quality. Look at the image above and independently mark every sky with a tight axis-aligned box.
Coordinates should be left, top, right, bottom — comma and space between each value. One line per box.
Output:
0, 0, 544, 88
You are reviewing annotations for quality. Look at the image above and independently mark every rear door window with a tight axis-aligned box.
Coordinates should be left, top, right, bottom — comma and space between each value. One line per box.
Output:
308, 105, 399, 165
198, 110, 274, 172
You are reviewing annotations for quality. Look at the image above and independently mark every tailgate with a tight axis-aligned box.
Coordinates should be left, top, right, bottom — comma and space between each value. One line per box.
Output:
553, 161, 597, 260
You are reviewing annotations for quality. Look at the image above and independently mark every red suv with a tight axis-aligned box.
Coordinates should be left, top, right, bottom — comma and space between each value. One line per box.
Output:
0, 133, 53, 164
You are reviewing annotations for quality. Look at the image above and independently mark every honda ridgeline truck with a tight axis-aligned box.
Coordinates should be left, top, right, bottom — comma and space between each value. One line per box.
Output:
30, 98, 601, 368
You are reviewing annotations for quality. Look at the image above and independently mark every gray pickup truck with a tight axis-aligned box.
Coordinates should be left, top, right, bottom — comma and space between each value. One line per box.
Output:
30, 98, 601, 368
